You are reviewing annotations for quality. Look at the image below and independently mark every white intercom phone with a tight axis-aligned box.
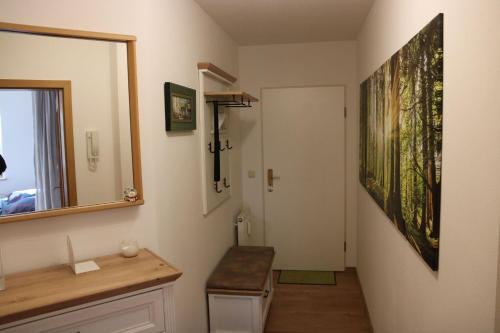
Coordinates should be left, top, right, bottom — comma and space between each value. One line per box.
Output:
86, 130, 99, 171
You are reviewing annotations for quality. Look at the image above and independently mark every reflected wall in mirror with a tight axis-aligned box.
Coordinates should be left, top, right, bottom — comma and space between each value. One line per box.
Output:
0, 22, 142, 223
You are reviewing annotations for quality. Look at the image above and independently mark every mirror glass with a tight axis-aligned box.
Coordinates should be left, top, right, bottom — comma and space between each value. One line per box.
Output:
0, 30, 134, 217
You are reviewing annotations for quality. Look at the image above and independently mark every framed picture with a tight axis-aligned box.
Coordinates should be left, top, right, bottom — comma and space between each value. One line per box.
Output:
164, 82, 196, 131
359, 14, 443, 271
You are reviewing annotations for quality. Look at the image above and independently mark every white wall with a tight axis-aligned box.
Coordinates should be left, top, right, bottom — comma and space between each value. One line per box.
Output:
357, 1, 500, 332
0, 1, 241, 332
238, 42, 358, 266
0, 90, 35, 196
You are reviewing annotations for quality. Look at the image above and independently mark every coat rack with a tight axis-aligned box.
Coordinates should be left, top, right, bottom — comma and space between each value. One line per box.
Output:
198, 63, 258, 215
206, 92, 257, 194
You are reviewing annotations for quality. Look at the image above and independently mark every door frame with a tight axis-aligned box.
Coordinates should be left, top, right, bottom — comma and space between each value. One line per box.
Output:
259, 84, 348, 262
0, 79, 77, 207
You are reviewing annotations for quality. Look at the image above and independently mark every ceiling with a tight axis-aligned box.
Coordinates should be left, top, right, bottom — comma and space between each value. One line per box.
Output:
194, 0, 374, 45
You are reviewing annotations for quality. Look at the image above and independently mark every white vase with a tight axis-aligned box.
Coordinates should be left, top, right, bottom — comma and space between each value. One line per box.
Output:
120, 240, 139, 258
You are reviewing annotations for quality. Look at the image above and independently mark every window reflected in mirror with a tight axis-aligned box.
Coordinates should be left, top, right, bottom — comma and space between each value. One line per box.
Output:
0, 88, 73, 215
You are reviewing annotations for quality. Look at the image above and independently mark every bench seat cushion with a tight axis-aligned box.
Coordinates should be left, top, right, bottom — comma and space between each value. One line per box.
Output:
206, 246, 275, 293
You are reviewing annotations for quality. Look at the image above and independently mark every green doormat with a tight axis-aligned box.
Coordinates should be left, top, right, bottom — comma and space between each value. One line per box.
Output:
278, 270, 336, 285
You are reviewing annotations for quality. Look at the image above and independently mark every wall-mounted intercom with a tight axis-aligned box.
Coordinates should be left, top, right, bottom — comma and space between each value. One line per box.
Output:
86, 129, 99, 171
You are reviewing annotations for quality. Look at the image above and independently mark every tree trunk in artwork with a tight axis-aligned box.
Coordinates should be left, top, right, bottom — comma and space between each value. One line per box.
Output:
412, 103, 418, 226
385, 63, 394, 217
381, 72, 386, 195
420, 51, 429, 237
426, 73, 435, 240
427, 52, 441, 241
359, 81, 368, 185
389, 54, 406, 234
384, 68, 391, 208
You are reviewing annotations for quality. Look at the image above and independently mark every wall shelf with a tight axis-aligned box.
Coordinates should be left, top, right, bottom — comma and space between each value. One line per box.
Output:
198, 62, 257, 215
205, 91, 259, 105
197, 62, 237, 85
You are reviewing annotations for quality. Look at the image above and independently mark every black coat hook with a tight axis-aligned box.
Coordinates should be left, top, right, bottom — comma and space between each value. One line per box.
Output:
223, 178, 231, 188
209, 142, 225, 153
226, 139, 233, 150
214, 182, 223, 193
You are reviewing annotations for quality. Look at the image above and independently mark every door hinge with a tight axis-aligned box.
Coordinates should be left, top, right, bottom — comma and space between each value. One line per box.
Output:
344, 107, 347, 118
344, 241, 347, 252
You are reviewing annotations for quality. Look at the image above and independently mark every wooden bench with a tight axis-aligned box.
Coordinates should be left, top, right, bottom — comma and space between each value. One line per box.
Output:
207, 246, 275, 333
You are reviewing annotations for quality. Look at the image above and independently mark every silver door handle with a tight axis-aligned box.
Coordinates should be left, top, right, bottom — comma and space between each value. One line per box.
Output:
267, 169, 281, 192
267, 169, 281, 187
267, 169, 274, 187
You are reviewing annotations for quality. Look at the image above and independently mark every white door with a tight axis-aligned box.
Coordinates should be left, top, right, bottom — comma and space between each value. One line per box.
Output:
263, 86, 345, 271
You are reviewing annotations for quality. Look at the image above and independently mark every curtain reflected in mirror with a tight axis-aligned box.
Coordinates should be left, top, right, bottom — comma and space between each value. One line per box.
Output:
33, 90, 66, 211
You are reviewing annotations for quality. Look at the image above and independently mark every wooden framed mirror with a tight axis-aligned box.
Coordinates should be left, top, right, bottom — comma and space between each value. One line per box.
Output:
0, 22, 143, 224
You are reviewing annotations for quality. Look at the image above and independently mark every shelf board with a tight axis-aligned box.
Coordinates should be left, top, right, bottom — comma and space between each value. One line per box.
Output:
198, 62, 237, 83
204, 91, 259, 103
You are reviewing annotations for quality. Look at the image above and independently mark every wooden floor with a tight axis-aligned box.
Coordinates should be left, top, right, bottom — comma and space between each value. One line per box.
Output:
264, 268, 372, 333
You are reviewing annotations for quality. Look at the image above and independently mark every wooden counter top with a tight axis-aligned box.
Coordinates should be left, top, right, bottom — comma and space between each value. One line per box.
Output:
0, 249, 182, 325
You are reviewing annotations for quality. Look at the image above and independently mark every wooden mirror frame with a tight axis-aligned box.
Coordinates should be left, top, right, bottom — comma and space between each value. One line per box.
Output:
0, 22, 143, 224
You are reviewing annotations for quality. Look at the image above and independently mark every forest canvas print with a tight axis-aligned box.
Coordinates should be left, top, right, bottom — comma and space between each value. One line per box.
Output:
359, 14, 443, 271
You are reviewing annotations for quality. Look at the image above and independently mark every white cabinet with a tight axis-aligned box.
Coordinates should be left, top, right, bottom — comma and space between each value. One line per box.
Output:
206, 246, 275, 333
0, 284, 175, 333
0, 250, 181, 333
208, 270, 273, 333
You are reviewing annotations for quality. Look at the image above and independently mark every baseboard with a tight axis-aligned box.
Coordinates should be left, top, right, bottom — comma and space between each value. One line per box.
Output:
352, 267, 374, 333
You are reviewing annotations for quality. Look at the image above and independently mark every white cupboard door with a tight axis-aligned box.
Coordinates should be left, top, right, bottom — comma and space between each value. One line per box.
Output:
3, 290, 165, 333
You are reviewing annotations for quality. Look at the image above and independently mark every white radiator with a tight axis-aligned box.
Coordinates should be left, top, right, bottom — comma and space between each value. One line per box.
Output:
236, 210, 251, 246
